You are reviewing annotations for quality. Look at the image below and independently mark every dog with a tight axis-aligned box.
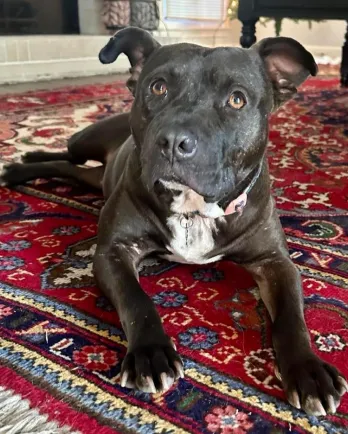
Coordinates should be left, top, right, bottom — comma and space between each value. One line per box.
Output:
1, 27, 347, 416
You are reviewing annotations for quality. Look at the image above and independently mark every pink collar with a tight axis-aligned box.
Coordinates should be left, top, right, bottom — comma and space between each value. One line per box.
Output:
224, 191, 248, 215
222, 162, 263, 217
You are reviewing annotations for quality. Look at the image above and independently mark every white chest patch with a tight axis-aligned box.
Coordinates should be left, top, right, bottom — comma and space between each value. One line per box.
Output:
164, 214, 222, 264
160, 181, 224, 264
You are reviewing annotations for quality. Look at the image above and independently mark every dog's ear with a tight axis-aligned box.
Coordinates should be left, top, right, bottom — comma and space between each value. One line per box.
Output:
99, 27, 160, 94
253, 37, 318, 109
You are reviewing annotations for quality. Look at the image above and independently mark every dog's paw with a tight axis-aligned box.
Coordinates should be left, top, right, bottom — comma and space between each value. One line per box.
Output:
280, 355, 348, 416
21, 150, 54, 163
0, 163, 23, 187
120, 339, 184, 393
22, 151, 43, 163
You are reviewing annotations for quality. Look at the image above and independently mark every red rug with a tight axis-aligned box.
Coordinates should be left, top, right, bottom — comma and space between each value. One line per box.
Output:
0, 77, 347, 433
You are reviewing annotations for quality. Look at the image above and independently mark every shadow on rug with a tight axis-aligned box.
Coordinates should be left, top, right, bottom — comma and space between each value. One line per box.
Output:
0, 77, 347, 433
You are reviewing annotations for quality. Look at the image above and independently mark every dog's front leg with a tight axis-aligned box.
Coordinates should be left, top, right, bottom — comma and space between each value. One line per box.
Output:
94, 246, 183, 393
246, 256, 347, 416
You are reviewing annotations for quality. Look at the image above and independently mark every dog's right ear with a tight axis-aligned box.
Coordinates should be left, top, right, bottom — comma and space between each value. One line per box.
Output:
99, 27, 160, 94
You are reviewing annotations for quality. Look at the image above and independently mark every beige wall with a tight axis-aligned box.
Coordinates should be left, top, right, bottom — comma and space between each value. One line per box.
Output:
256, 19, 346, 49
78, 0, 107, 35
1, 3, 346, 84
156, 19, 346, 54
78, 0, 346, 52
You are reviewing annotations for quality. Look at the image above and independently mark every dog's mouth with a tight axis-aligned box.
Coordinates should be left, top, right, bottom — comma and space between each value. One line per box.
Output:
141, 129, 235, 202
154, 160, 262, 209
156, 176, 225, 204
156, 178, 227, 218
141, 144, 235, 204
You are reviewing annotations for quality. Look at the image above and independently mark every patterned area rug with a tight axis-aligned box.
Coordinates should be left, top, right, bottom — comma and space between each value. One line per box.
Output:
0, 77, 347, 434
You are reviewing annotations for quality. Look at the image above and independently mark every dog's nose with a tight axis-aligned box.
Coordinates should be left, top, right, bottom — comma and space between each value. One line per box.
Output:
158, 132, 197, 160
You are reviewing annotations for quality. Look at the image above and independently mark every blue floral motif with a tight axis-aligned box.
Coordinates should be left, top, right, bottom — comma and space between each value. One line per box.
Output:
0, 256, 25, 270
53, 226, 80, 236
179, 327, 219, 350
0, 240, 31, 251
315, 333, 346, 353
192, 268, 224, 282
153, 291, 187, 307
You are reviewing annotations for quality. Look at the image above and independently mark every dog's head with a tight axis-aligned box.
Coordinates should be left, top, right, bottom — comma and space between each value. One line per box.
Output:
99, 27, 317, 203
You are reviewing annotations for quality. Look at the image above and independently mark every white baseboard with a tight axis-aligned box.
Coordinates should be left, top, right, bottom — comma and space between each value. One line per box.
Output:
0, 56, 129, 84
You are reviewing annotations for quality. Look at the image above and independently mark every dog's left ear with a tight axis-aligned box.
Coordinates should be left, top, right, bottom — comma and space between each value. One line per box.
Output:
99, 27, 161, 94
253, 37, 318, 109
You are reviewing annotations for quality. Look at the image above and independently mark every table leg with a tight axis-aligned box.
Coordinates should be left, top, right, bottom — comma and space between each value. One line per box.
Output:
341, 21, 348, 87
240, 19, 259, 48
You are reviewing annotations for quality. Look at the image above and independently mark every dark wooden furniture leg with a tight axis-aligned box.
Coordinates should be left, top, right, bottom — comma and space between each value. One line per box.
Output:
341, 21, 348, 87
240, 19, 259, 48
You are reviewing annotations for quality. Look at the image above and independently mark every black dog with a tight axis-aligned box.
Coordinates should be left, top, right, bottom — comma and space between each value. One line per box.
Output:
1, 27, 347, 416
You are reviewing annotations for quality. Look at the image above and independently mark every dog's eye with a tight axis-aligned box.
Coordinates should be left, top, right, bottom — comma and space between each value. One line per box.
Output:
151, 79, 167, 96
228, 91, 246, 110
